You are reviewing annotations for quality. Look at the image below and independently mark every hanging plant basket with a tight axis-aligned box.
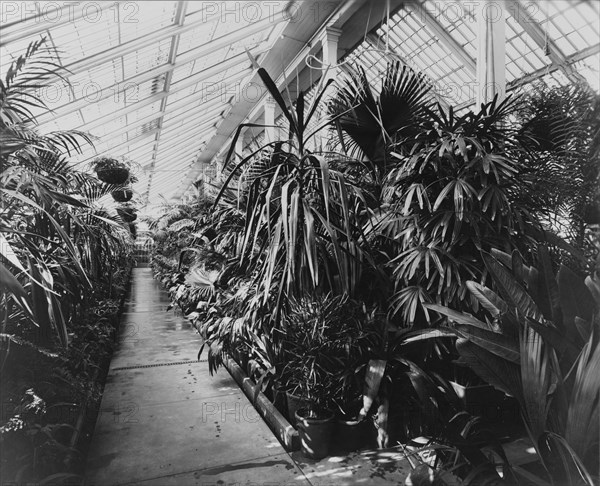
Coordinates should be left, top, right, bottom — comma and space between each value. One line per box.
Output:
117, 208, 137, 223
111, 188, 134, 202
92, 156, 131, 184
96, 167, 130, 184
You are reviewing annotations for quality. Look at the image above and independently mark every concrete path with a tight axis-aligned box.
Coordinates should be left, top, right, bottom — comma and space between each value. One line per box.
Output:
85, 267, 412, 486
84, 267, 310, 486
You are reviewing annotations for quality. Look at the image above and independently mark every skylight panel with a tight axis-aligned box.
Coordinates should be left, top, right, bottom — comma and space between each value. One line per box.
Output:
118, 2, 178, 43
122, 39, 172, 79
128, 101, 163, 123
37, 111, 84, 134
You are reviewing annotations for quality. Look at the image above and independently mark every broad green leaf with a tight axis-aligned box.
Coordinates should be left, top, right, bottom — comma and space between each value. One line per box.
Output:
465, 280, 508, 318
360, 359, 387, 416
424, 303, 493, 330
483, 252, 543, 322
454, 324, 520, 363
456, 338, 522, 400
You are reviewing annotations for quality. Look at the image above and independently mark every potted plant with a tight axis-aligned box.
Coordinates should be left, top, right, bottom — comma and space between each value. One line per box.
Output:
91, 156, 130, 184
117, 204, 137, 223
111, 187, 134, 202
425, 246, 600, 484
332, 397, 367, 453
111, 175, 137, 202
279, 294, 361, 459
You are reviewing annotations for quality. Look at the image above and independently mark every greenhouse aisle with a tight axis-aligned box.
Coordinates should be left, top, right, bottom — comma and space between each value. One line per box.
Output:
84, 267, 312, 486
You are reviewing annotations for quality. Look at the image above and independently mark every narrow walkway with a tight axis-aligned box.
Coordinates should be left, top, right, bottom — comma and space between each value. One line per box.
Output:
85, 268, 416, 486
85, 267, 311, 486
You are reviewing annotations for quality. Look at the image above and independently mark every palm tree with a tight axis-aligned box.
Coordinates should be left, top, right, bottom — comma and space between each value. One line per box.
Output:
1, 38, 131, 351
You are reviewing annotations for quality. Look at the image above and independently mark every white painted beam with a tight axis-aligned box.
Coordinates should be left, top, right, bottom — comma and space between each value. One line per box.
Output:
475, 0, 507, 105
507, 0, 587, 85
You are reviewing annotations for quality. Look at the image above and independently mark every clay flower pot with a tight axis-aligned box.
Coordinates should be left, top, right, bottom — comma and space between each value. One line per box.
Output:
334, 415, 366, 452
295, 408, 334, 460
286, 391, 311, 427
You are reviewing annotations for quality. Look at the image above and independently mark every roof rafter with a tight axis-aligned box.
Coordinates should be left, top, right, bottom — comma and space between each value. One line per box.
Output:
35, 35, 269, 125
173, 0, 364, 200
61, 6, 287, 76
144, 1, 188, 205
82, 128, 161, 163
71, 67, 251, 134
404, 1, 476, 76
507, 0, 588, 85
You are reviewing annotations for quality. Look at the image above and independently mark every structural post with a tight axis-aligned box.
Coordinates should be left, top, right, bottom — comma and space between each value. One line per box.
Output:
316, 27, 342, 151
264, 97, 276, 144
319, 27, 342, 82
476, 0, 507, 106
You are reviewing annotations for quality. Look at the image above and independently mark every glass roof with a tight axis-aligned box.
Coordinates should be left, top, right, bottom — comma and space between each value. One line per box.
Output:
1, 1, 289, 215
1, 0, 598, 215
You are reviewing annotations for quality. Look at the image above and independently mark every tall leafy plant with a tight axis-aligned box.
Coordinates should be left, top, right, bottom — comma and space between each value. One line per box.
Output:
426, 247, 599, 484
515, 82, 600, 257
328, 61, 434, 202
378, 96, 551, 325
1, 38, 131, 351
214, 59, 366, 310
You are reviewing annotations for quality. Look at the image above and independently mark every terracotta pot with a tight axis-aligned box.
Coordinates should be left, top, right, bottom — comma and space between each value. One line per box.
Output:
295, 408, 334, 460
285, 391, 310, 427
334, 416, 366, 452
96, 167, 129, 184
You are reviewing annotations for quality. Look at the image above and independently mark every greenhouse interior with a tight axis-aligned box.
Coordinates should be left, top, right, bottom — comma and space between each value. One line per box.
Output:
1, 0, 599, 484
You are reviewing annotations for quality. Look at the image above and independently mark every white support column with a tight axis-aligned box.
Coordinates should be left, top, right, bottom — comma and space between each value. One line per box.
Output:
319, 27, 342, 83
316, 27, 342, 152
264, 97, 276, 144
476, 0, 507, 106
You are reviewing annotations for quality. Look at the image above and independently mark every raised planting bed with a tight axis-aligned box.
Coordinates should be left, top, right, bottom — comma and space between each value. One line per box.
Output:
223, 357, 300, 451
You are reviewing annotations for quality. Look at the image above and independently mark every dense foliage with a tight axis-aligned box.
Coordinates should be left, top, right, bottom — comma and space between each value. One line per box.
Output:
1, 39, 134, 483
150, 60, 599, 484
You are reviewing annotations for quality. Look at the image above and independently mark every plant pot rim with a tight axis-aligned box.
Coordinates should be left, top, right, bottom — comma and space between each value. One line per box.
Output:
336, 415, 364, 426
295, 408, 334, 423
